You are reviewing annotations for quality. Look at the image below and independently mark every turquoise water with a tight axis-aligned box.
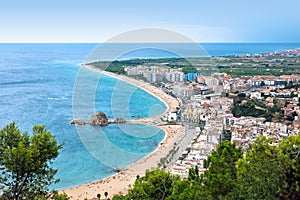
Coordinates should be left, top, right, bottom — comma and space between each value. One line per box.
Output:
0, 44, 166, 189
1, 43, 300, 189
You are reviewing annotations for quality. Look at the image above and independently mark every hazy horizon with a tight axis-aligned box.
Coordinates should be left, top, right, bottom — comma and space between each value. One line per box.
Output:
1, 0, 300, 43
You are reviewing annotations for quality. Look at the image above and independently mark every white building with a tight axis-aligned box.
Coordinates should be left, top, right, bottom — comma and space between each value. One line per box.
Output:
167, 112, 177, 122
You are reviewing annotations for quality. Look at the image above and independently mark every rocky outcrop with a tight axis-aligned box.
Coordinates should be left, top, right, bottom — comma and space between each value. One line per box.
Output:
114, 118, 126, 124
70, 112, 126, 126
88, 112, 109, 126
70, 119, 86, 125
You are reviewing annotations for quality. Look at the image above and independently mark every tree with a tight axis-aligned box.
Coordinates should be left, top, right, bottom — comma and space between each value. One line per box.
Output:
51, 192, 70, 200
111, 135, 300, 200
125, 169, 180, 200
167, 180, 189, 199
187, 165, 200, 182
97, 193, 101, 200
24, 192, 70, 200
104, 191, 108, 199
0, 122, 63, 200
201, 140, 243, 199
230, 136, 287, 200
278, 134, 300, 199
112, 194, 127, 200
175, 184, 212, 200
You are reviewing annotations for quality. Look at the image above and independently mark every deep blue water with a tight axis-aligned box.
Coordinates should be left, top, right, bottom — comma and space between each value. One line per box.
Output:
202, 43, 300, 56
85, 43, 300, 60
0, 43, 299, 189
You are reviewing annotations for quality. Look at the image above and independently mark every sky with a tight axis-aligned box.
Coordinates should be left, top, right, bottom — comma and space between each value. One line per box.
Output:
0, 0, 300, 43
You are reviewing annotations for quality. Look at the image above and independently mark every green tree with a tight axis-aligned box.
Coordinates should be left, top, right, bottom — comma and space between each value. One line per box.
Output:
112, 194, 127, 200
187, 165, 200, 182
28, 192, 70, 200
0, 122, 63, 200
97, 193, 101, 200
175, 184, 212, 200
111, 136, 300, 200
278, 134, 300, 199
51, 192, 70, 200
104, 191, 108, 199
201, 140, 243, 199
167, 180, 190, 200
230, 136, 287, 200
125, 169, 180, 200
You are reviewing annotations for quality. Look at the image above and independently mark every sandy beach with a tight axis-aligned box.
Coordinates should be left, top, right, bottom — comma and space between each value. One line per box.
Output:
62, 65, 185, 199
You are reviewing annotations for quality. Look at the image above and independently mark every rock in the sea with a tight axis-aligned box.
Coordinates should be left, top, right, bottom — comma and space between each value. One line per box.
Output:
70, 119, 86, 125
88, 112, 109, 126
114, 118, 126, 124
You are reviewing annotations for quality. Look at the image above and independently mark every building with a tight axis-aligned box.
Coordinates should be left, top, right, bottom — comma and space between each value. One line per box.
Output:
184, 72, 201, 81
167, 112, 177, 122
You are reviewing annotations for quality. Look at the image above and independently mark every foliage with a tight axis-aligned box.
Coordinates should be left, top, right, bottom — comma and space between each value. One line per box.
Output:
112, 169, 180, 200
226, 135, 300, 200
111, 194, 127, 200
128, 169, 180, 200
181, 67, 197, 74
91, 61, 125, 74
170, 183, 211, 200
97, 193, 101, 199
0, 122, 63, 200
112, 136, 300, 200
201, 141, 243, 199
90, 57, 202, 75
187, 165, 200, 183
278, 134, 300, 199
232, 101, 266, 118
222, 130, 232, 142
90, 53, 300, 77
51, 193, 70, 200
167, 179, 190, 199
229, 136, 287, 199
157, 147, 179, 169
231, 96, 284, 122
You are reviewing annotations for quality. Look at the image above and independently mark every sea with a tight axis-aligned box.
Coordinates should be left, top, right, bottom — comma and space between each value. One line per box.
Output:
0, 43, 300, 190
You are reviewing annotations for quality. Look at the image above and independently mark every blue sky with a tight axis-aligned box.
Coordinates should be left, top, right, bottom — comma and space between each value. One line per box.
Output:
1, 0, 299, 42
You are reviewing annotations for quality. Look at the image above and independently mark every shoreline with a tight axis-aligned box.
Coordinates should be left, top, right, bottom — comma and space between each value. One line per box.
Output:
86, 65, 176, 114
62, 65, 184, 199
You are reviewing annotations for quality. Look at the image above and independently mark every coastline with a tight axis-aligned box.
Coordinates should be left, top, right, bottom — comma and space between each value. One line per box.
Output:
62, 65, 184, 199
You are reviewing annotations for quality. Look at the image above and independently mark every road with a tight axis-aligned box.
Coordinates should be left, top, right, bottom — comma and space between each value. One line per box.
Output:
166, 125, 197, 169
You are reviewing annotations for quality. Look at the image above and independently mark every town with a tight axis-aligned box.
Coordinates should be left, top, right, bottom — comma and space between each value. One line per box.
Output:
94, 48, 300, 178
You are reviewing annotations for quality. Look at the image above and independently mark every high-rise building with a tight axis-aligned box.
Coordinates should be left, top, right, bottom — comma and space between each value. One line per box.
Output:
184, 72, 201, 81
